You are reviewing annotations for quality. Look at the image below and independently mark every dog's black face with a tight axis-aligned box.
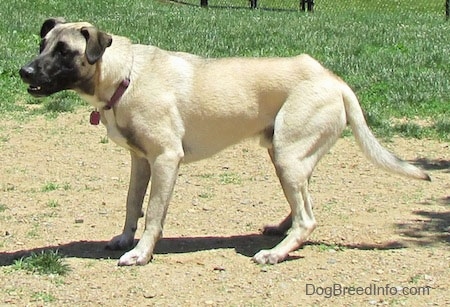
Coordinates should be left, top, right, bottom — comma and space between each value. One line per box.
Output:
20, 36, 82, 97
19, 18, 112, 97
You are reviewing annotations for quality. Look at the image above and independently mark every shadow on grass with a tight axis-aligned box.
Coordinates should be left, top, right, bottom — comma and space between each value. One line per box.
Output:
0, 234, 408, 266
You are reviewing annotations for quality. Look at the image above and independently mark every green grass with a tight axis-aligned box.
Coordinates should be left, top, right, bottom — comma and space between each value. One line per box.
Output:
316, 243, 346, 252
1, 0, 448, 139
12, 250, 70, 276
408, 274, 424, 284
40, 182, 71, 192
47, 199, 59, 208
32, 291, 56, 303
100, 136, 109, 144
219, 172, 242, 185
41, 182, 59, 192
199, 191, 215, 199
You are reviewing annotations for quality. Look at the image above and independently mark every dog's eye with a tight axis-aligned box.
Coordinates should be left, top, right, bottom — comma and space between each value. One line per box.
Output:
54, 41, 69, 57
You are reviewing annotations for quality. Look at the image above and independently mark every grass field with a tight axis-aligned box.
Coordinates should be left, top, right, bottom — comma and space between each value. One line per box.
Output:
1, 0, 449, 139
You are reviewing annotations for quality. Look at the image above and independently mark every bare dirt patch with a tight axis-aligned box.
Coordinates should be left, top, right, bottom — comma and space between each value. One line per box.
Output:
1, 108, 449, 306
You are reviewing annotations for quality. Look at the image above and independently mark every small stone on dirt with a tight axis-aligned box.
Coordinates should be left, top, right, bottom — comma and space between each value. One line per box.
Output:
143, 292, 156, 299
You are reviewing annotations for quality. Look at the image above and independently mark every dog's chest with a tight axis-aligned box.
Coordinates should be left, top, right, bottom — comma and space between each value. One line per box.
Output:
102, 109, 131, 150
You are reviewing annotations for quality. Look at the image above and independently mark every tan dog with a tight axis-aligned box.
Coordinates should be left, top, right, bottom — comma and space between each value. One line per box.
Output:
19, 18, 430, 266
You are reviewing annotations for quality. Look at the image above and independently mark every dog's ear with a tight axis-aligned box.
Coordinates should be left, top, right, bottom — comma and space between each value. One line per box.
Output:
80, 26, 113, 65
40, 17, 66, 38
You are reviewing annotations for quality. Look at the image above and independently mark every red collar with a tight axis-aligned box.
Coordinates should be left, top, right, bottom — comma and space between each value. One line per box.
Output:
104, 78, 130, 110
89, 78, 130, 125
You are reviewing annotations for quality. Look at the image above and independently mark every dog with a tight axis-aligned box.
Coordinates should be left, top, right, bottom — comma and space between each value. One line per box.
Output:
19, 18, 430, 266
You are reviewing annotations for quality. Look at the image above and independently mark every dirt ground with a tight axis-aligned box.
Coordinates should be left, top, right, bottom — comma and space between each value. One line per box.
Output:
0, 108, 448, 306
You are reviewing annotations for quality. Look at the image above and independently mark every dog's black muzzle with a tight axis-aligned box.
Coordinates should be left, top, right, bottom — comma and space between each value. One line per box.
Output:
19, 62, 56, 97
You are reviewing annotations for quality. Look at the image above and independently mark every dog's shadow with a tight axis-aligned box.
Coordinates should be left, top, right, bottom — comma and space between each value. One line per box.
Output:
0, 234, 279, 266
0, 234, 406, 266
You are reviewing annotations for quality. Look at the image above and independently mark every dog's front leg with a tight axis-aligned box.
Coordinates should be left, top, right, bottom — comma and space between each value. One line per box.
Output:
118, 151, 182, 266
106, 152, 151, 251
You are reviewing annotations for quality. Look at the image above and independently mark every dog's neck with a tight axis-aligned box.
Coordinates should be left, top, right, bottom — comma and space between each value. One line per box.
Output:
80, 35, 133, 109
104, 77, 130, 110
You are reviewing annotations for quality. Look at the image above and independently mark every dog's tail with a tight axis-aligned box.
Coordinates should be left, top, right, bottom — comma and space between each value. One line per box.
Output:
342, 83, 430, 181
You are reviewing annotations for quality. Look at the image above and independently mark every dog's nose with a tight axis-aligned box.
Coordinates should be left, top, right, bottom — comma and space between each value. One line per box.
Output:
19, 65, 35, 82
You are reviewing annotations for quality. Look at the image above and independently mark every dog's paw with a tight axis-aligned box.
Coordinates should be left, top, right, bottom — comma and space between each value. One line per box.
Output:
118, 248, 153, 266
252, 250, 285, 265
105, 234, 134, 250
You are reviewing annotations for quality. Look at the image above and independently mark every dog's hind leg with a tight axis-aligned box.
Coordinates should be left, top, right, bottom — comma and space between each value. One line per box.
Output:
253, 87, 346, 264
253, 149, 317, 264
261, 148, 293, 236
262, 149, 317, 236
106, 152, 151, 250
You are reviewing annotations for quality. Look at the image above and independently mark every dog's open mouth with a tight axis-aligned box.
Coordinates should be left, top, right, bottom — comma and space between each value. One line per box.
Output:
27, 84, 47, 97
28, 85, 41, 92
